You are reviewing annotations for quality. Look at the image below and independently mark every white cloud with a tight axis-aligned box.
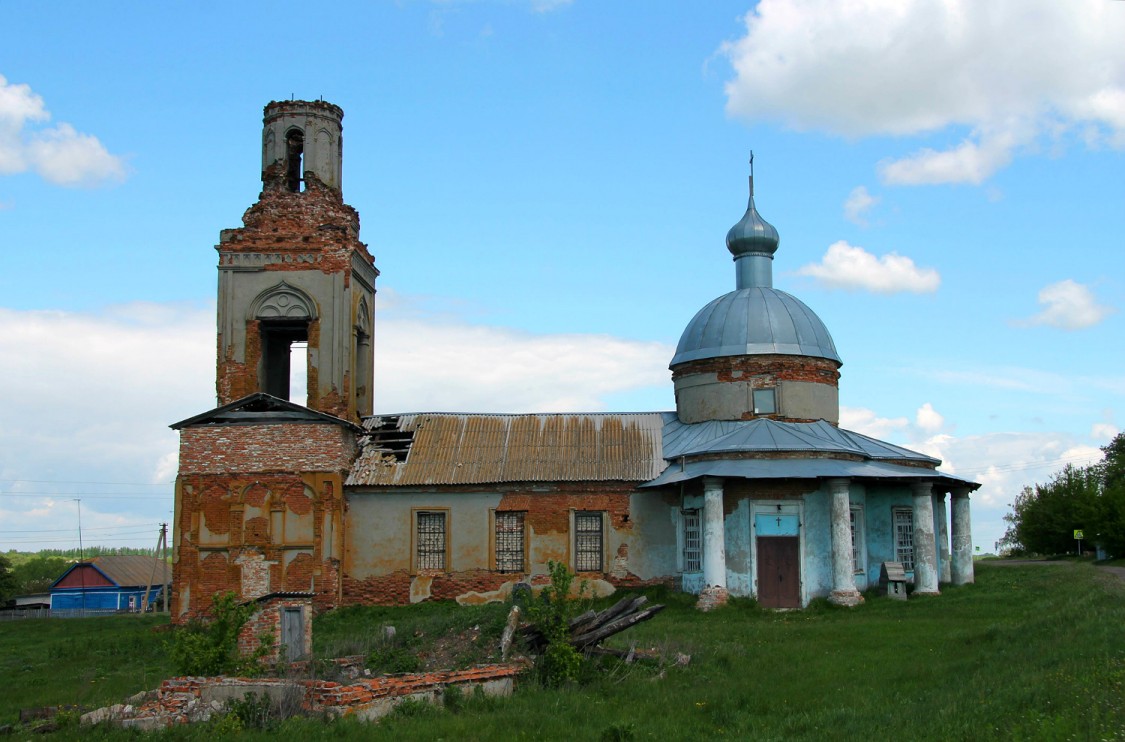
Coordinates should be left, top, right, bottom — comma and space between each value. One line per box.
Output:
26, 123, 127, 186
839, 406, 908, 440
878, 128, 1020, 186
375, 296, 673, 413
0, 297, 675, 550
796, 240, 940, 294
843, 186, 879, 225
720, 0, 1125, 183
840, 407, 1109, 553
0, 74, 126, 187
1022, 279, 1114, 330
1092, 423, 1119, 442
915, 403, 945, 434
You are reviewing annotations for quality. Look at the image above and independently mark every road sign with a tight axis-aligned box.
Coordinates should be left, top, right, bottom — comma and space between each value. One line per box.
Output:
1074, 529, 1084, 540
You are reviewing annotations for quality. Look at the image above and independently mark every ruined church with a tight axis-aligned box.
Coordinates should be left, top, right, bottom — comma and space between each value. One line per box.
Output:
170, 100, 978, 619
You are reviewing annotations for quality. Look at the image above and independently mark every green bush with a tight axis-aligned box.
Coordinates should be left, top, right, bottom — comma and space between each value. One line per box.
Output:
524, 560, 586, 687
167, 591, 265, 677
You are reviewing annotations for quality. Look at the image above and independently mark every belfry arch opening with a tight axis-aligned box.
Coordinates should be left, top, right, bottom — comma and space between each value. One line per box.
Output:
260, 320, 308, 403
285, 128, 304, 192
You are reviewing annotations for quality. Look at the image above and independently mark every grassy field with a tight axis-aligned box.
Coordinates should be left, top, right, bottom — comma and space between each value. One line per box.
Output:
3, 562, 1124, 740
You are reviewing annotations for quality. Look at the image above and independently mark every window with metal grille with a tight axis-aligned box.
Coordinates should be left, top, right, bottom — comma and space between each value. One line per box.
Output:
682, 509, 702, 572
850, 507, 864, 573
495, 511, 525, 573
893, 508, 914, 571
574, 511, 604, 572
416, 511, 446, 571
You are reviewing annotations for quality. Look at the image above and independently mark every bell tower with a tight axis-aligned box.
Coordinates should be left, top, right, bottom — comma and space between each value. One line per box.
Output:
214, 100, 378, 421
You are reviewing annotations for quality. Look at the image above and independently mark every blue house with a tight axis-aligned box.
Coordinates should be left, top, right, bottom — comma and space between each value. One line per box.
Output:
50, 555, 169, 613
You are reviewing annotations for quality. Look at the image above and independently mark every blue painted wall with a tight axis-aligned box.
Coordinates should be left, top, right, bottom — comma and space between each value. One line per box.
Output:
51, 586, 163, 612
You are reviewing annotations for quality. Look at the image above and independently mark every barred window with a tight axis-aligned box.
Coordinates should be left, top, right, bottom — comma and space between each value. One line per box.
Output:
850, 507, 864, 573
574, 511, 604, 572
893, 508, 914, 572
682, 509, 702, 572
495, 511, 525, 573
416, 511, 446, 571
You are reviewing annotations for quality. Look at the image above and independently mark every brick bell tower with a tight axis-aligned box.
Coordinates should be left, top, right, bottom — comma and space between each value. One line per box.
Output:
171, 100, 373, 620
215, 99, 378, 422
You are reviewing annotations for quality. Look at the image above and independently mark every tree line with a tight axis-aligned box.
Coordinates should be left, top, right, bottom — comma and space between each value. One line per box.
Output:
1001, 433, 1125, 558
0, 547, 168, 604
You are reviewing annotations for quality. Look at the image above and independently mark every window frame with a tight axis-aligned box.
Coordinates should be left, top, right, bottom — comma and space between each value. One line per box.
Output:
572, 510, 605, 573
752, 387, 777, 415
850, 506, 865, 574
411, 508, 450, 573
681, 508, 702, 573
892, 507, 914, 572
491, 510, 527, 574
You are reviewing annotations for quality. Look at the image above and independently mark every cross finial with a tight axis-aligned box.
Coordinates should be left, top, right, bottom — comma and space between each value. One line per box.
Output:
749, 151, 755, 196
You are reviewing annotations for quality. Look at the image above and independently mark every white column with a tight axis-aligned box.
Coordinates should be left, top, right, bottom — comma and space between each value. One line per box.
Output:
827, 478, 863, 606
950, 488, 975, 585
935, 492, 951, 584
702, 477, 727, 591
911, 481, 940, 595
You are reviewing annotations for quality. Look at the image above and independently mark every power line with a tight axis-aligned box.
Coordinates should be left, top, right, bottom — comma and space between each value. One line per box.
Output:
0, 493, 172, 500
0, 478, 173, 486
0, 524, 162, 534
956, 451, 1104, 476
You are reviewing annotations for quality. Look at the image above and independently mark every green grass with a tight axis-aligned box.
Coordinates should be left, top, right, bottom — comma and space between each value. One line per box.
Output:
0, 613, 173, 725
5, 563, 1125, 740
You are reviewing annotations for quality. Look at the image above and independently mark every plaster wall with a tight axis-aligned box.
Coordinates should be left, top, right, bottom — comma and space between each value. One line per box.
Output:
864, 485, 916, 576
215, 261, 376, 417
342, 484, 672, 606
673, 374, 839, 423
623, 489, 679, 582
799, 488, 834, 599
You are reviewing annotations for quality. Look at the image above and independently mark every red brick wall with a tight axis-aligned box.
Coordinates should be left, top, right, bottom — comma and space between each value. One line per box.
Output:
172, 422, 357, 622
178, 424, 356, 475
237, 597, 312, 663
671, 354, 840, 386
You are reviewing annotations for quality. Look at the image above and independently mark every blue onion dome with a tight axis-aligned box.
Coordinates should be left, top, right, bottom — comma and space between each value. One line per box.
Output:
671, 287, 841, 366
725, 177, 779, 257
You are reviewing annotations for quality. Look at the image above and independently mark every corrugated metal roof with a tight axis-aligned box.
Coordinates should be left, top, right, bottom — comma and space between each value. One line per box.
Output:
55, 556, 170, 589
347, 413, 667, 487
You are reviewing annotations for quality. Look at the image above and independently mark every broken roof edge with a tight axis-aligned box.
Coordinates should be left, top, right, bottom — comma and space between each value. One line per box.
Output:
171, 392, 363, 432
360, 410, 671, 427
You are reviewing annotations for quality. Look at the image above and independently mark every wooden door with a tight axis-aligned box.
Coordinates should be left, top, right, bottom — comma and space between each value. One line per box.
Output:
757, 536, 800, 608
281, 607, 304, 661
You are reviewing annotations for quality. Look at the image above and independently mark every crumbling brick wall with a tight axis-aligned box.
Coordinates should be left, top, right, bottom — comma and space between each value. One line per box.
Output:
341, 481, 672, 606
172, 423, 357, 621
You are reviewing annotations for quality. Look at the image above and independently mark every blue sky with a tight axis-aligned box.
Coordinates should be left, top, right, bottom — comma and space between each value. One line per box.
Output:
2, 0, 1123, 556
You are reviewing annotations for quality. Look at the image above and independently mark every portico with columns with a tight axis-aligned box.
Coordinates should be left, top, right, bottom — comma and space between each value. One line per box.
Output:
645, 159, 978, 609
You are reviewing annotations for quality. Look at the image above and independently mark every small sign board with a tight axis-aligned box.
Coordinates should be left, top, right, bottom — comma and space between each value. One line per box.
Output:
1074, 529, 1084, 540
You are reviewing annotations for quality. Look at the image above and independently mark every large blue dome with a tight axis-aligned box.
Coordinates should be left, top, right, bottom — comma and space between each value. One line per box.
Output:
671, 286, 841, 367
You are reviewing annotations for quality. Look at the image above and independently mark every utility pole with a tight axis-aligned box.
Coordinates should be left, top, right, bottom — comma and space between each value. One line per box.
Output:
74, 498, 85, 616
161, 523, 169, 614
141, 524, 168, 614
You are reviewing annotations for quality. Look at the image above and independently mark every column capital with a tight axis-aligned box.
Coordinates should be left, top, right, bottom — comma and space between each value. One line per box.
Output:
911, 480, 933, 498
826, 477, 851, 494
951, 486, 972, 499
702, 476, 724, 495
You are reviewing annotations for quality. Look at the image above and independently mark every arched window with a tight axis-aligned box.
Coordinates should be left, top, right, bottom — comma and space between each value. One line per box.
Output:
285, 128, 304, 192
250, 283, 317, 402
